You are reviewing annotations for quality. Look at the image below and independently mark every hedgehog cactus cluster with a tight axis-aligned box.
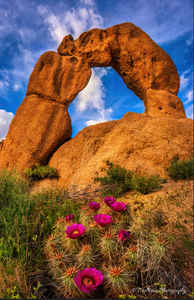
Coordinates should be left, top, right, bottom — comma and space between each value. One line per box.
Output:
44, 196, 179, 298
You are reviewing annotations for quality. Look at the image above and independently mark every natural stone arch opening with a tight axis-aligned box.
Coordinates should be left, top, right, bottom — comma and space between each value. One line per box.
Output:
68, 66, 144, 138
0, 22, 187, 173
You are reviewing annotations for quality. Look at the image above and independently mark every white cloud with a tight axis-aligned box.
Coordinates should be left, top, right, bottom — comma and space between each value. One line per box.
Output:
112, 0, 192, 45
179, 70, 190, 91
37, 5, 48, 15
86, 112, 113, 126
13, 84, 19, 91
0, 80, 9, 89
17, 43, 37, 65
184, 90, 193, 105
186, 36, 193, 46
0, 44, 41, 90
76, 68, 113, 125
65, 8, 88, 40
80, 0, 94, 5
37, 3, 103, 43
185, 103, 193, 119
0, 109, 14, 141
134, 102, 144, 108
46, 13, 69, 44
76, 69, 107, 111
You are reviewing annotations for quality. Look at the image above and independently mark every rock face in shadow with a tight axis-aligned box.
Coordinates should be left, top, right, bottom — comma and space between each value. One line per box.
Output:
31, 113, 193, 193
0, 22, 189, 180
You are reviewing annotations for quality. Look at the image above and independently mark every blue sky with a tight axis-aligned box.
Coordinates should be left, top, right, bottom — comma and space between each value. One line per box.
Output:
0, 0, 193, 140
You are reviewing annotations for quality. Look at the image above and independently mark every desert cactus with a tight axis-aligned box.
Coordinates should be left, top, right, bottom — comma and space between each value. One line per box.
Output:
44, 196, 182, 298
102, 264, 138, 298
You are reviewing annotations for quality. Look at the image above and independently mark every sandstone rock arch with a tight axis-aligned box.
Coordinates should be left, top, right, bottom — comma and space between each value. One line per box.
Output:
0, 22, 187, 173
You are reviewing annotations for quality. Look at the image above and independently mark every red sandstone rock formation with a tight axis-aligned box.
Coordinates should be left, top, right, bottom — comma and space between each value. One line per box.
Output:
0, 52, 91, 171
58, 23, 185, 119
0, 22, 190, 183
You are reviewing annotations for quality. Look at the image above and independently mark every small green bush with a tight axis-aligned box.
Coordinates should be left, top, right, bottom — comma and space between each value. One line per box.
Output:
130, 173, 162, 195
165, 156, 193, 181
94, 161, 162, 196
24, 164, 58, 181
93, 160, 133, 197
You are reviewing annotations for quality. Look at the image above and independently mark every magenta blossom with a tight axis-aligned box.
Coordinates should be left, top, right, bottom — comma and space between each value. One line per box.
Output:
94, 214, 112, 227
104, 196, 116, 207
118, 230, 130, 241
66, 223, 85, 239
89, 202, 100, 211
161, 222, 168, 226
110, 202, 126, 212
74, 268, 103, 293
65, 214, 74, 221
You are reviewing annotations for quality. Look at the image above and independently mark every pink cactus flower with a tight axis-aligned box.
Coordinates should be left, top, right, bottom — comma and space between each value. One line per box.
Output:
161, 222, 168, 226
118, 230, 130, 241
89, 202, 100, 211
65, 223, 85, 239
110, 202, 126, 212
104, 196, 116, 207
74, 268, 103, 293
65, 214, 74, 221
94, 214, 112, 227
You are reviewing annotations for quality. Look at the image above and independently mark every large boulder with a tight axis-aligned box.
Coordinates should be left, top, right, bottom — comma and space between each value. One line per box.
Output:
31, 112, 193, 193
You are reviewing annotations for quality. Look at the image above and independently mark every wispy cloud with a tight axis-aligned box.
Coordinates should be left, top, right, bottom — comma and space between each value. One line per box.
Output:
179, 69, 192, 91
0, 44, 42, 100
13, 84, 20, 91
185, 103, 193, 119
0, 109, 14, 141
183, 87, 193, 119
80, 0, 95, 5
109, 0, 193, 45
37, 3, 103, 43
0, 80, 9, 89
186, 35, 193, 46
134, 102, 144, 108
184, 90, 193, 105
75, 68, 113, 125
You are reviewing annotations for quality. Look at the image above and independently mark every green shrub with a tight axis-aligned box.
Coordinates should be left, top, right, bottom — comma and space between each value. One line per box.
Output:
93, 160, 133, 197
94, 161, 163, 196
24, 164, 58, 181
130, 173, 162, 195
165, 156, 193, 181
